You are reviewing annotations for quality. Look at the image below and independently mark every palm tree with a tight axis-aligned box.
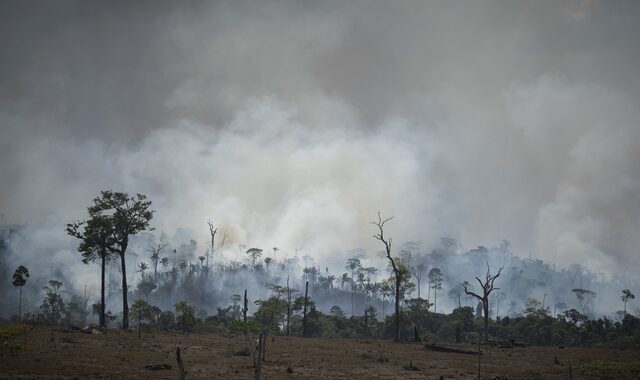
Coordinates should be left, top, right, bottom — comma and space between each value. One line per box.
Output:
137, 262, 149, 281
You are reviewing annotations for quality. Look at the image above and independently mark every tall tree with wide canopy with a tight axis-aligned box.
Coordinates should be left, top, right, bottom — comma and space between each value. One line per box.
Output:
67, 215, 117, 329
88, 191, 154, 329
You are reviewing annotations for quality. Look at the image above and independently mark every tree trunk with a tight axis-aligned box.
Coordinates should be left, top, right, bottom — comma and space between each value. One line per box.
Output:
176, 347, 186, 380
138, 306, 142, 340
254, 333, 263, 380
100, 253, 106, 329
243, 289, 248, 323
482, 297, 489, 338
286, 277, 291, 336
154, 261, 158, 283
302, 281, 309, 337
394, 276, 401, 342
351, 286, 354, 316
18, 286, 22, 321
434, 288, 437, 313
120, 249, 129, 329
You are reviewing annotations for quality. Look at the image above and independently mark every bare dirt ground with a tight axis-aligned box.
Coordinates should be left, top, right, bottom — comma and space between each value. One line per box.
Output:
1, 326, 638, 379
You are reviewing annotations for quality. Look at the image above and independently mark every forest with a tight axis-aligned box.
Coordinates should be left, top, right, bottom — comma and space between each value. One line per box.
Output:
2, 190, 639, 352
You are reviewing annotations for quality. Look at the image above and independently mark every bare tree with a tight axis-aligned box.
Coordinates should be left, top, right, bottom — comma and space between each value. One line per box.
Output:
371, 211, 403, 342
207, 219, 217, 263
461, 262, 503, 337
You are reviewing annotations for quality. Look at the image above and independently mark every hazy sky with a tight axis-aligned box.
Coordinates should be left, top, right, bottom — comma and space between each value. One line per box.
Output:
1, 0, 639, 274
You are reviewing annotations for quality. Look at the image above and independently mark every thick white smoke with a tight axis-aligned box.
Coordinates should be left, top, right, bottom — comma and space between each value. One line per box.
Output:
1, 1, 640, 313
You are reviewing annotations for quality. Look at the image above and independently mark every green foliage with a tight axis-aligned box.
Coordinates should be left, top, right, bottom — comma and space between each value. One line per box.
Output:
158, 311, 175, 330
130, 299, 156, 327
580, 360, 640, 379
174, 301, 196, 332
40, 280, 65, 324
0, 324, 27, 354
66, 215, 117, 264
330, 305, 345, 318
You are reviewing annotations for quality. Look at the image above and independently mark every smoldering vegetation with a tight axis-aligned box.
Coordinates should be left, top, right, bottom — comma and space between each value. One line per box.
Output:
1, 221, 637, 328
1, 0, 640, 353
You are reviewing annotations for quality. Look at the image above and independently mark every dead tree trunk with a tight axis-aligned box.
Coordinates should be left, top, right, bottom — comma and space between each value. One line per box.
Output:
371, 212, 401, 342
461, 262, 503, 338
254, 333, 263, 380
176, 347, 186, 380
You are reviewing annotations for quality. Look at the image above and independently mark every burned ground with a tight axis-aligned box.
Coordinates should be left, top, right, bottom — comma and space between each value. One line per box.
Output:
1, 326, 639, 379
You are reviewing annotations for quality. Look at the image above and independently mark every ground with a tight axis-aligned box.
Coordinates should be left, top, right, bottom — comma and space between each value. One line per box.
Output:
1, 326, 639, 379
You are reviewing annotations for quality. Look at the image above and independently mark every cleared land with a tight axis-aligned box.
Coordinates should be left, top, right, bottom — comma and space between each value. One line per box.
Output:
1, 326, 639, 379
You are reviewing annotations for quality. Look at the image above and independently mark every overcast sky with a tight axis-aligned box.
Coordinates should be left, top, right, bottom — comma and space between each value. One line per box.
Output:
1, 0, 639, 275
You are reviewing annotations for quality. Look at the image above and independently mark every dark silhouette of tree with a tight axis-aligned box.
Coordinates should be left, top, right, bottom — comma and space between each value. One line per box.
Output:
246, 248, 263, 267
428, 267, 443, 313
461, 262, 503, 337
67, 214, 117, 329
137, 262, 149, 280
147, 240, 167, 282
88, 190, 154, 329
12, 265, 30, 321
371, 211, 404, 342
243, 289, 249, 323
345, 257, 361, 315
621, 289, 635, 315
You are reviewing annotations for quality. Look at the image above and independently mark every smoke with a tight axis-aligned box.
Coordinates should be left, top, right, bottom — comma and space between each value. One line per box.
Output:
1, 1, 640, 316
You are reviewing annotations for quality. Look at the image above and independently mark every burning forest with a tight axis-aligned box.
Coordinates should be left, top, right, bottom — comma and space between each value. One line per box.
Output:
1, 1, 640, 378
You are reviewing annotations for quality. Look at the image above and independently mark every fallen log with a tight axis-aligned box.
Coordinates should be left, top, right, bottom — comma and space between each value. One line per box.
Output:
425, 344, 479, 355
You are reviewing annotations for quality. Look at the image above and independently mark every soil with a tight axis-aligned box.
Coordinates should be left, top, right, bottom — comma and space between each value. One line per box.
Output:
1, 326, 638, 379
